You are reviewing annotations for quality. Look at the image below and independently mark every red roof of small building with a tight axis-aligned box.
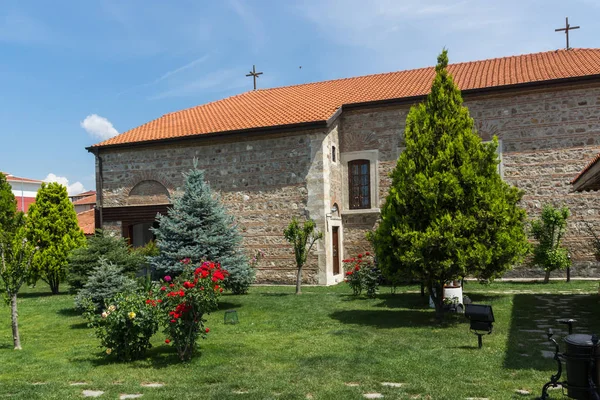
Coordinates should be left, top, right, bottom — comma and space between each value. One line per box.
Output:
72, 194, 96, 206
1, 172, 43, 184
77, 209, 95, 235
92, 48, 600, 148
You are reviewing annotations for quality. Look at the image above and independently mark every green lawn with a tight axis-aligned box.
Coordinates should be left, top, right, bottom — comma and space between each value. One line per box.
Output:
0, 281, 599, 399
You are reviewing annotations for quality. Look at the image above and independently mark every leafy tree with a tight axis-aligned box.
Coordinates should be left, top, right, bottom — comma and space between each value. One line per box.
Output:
68, 230, 145, 293
530, 204, 571, 283
26, 182, 86, 294
283, 217, 323, 295
0, 215, 37, 350
369, 50, 529, 320
0, 173, 17, 237
151, 167, 254, 294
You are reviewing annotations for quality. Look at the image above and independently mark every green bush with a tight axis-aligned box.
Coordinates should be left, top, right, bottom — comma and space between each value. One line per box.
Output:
343, 253, 380, 298
74, 259, 137, 311
83, 291, 159, 361
68, 230, 145, 293
530, 204, 571, 283
151, 260, 227, 361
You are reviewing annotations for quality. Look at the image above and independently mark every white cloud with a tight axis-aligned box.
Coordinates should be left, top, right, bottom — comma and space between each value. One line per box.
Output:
44, 174, 86, 196
80, 114, 119, 140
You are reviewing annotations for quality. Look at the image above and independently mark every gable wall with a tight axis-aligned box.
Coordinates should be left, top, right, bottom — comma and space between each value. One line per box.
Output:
338, 82, 600, 277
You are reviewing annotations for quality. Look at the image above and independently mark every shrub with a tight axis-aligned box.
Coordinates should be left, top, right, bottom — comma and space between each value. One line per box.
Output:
74, 259, 137, 311
83, 291, 159, 361
530, 204, 571, 283
150, 260, 227, 361
343, 253, 381, 298
68, 230, 145, 293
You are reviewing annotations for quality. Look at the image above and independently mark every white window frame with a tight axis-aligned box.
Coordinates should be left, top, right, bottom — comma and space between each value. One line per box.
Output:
340, 150, 379, 214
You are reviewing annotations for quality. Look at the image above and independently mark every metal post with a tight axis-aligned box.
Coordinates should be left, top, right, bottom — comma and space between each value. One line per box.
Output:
478, 334, 483, 349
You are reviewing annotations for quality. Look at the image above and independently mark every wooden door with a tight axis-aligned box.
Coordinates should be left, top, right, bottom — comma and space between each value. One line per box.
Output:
332, 226, 340, 275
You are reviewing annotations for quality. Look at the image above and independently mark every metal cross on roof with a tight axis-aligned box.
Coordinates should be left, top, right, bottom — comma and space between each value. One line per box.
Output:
555, 17, 580, 50
246, 65, 263, 90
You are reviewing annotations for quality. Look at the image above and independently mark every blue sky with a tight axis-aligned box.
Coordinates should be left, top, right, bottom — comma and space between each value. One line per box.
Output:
1, 0, 599, 194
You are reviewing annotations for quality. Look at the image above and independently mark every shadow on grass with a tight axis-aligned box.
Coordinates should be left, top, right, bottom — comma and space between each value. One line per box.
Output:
260, 293, 293, 297
18, 291, 56, 299
330, 309, 466, 328
503, 293, 600, 371
219, 302, 243, 310
77, 345, 181, 369
70, 322, 89, 330
373, 293, 430, 310
57, 307, 81, 317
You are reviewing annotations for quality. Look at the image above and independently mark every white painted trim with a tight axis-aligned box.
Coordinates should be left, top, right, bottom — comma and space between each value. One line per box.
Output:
326, 217, 344, 285
340, 149, 379, 212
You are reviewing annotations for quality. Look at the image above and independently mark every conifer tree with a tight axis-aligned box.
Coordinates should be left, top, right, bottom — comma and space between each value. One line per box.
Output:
27, 182, 86, 294
68, 230, 145, 293
369, 50, 529, 319
151, 167, 254, 294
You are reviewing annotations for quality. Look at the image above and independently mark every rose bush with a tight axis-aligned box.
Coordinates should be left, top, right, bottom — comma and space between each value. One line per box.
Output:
343, 252, 381, 298
83, 291, 159, 361
151, 260, 228, 361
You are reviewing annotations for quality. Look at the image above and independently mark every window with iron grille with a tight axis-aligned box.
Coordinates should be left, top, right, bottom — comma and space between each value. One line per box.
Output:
348, 159, 370, 209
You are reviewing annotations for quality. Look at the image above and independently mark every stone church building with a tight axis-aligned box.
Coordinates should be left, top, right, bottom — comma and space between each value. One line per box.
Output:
88, 49, 600, 284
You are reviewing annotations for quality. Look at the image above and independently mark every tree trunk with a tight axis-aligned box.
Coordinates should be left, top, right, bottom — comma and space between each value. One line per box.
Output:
295, 266, 303, 295
428, 281, 445, 322
11, 293, 22, 350
48, 274, 60, 295
544, 269, 551, 284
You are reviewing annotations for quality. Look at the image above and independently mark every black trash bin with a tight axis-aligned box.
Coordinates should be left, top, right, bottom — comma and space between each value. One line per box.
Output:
564, 334, 600, 399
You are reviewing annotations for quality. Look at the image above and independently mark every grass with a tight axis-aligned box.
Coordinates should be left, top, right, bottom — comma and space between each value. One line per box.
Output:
0, 280, 598, 399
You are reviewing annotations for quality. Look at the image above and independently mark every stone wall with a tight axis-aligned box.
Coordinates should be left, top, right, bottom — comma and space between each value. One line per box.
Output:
99, 129, 326, 284
338, 82, 600, 278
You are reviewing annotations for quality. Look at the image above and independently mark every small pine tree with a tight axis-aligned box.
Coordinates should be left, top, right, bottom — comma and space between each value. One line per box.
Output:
283, 218, 323, 295
530, 204, 571, 283
151, 167, 254, 294
68, 230, 145, 293
26, 182, 86, 294
74, 258, 138, 311
369, 50, 530, 320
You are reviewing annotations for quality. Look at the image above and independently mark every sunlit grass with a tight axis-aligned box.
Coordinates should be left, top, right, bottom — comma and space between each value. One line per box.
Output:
0, 281, 598, 399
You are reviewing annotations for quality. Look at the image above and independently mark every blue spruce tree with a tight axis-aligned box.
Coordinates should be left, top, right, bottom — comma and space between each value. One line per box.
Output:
151, 167, 254, 294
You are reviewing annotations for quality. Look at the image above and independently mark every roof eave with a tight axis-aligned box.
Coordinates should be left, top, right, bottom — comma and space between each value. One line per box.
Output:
86, 119, 329, 152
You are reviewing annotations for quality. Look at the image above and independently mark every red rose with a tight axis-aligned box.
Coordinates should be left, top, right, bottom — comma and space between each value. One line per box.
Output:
160, 286, 166, 291
201, 270, 209, 278
357, 254, 363, 258
165, 339, 170, 344
365, 251, 370, 256
169, 283, 175, 288
170, 319, 176, 323
205, 328, 210, 333
179, 290, 185, 297
355, 266, 360, 271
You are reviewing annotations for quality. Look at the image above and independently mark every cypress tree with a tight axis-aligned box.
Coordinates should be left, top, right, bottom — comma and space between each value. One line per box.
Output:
151, 167, 254, 294
0, 173, 17, 236
27, 182, 86, 294
369, 50, 529, 319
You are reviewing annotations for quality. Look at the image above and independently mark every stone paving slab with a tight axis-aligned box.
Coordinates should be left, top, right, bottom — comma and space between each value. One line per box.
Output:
363, 394, 384, 399
120, 395, 143, 400
82, 390, 104, 398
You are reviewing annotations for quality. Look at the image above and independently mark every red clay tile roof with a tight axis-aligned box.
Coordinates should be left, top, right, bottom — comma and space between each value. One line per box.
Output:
72, 194, 96, 206
93, 48, 600, 148
1, 172, 43, 183
77, 209, 95, 235
572, 152, 600, 184
74, 190, 96, 198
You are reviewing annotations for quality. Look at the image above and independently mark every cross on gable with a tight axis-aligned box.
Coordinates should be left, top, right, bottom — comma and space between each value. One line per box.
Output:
555, 17, 580, 50
246, 65, 263, 90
